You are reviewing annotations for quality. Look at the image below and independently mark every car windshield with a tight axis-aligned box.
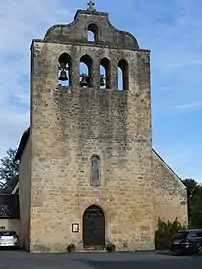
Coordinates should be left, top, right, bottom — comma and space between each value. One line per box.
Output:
0, 231, 16, 236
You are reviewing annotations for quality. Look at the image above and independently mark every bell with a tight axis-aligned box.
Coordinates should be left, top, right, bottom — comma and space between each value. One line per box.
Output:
100, 75, 105, 87
58, 69, 68, 81
80, 75, 88, 87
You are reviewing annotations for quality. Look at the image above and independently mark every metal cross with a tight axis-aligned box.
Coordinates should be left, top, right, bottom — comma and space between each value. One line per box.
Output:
87, 0, 96, 11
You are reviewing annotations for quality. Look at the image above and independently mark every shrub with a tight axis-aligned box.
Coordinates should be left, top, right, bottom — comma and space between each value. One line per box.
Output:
155, 218, 187, 250
67, 243, 76, 253
106, 242, 116, 252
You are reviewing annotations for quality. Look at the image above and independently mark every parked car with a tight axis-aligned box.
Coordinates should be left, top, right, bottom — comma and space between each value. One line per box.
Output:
0, 230, 19, 248
170, 229, 202, 255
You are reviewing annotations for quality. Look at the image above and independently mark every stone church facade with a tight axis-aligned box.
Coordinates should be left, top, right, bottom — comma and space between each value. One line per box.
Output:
13, 4, 187, 253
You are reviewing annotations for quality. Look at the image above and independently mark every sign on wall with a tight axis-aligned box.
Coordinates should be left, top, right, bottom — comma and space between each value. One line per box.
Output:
72, 223, 79, 233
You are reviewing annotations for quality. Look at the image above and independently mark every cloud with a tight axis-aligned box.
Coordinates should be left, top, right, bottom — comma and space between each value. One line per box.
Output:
171, 102, 202, 110
157, 148, 197, 180
0, 0, 73, 158
129, 0, 202, 73
132, 0, 202, 181
165, 60, 202, 69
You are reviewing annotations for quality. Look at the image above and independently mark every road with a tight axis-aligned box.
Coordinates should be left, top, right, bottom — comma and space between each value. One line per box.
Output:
0, 250, 201, 268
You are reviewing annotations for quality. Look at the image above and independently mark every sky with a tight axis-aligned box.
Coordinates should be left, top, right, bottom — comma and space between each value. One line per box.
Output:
0, 0, 202, 181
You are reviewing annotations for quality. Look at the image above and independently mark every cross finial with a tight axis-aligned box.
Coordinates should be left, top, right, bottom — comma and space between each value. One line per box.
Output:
87, 0, 96, 12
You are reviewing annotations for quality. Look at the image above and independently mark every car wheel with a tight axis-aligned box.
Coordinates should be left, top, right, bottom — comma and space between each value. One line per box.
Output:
197, 245, 202, 255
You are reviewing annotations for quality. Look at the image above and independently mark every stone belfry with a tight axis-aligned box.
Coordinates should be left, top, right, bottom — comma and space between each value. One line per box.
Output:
22, 0, 154, 252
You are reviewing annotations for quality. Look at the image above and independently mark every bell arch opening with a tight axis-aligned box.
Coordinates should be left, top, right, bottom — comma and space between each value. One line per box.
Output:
118, 59, 129, 91
87, 23, 98, 42
58, 53, 72, 86
79, 54, 93, 87
83, 205, 105, 249
100, 58, 111, 89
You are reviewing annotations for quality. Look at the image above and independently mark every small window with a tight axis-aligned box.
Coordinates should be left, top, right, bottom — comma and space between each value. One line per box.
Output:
91, 155, 101, 186
87, 23, 98, 42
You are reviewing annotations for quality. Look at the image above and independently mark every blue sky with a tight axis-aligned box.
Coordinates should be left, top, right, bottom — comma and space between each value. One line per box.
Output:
0, 0, 202, 181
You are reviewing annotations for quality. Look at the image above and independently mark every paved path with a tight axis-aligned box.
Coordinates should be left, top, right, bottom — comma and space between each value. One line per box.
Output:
0, 250, 202, 268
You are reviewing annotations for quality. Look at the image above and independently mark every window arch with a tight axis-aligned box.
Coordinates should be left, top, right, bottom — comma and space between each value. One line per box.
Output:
100, 58, 111, 89
87, 23, 98, 42
118, 59, 129, 91
58, 53, 72, 86
80, 55, 93, 87
91, 155, 101, 186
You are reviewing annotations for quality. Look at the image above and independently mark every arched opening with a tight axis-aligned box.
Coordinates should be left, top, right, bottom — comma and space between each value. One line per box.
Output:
100, 58, 111, 89
118, 59, 129, 91
80, 55, 93, 87
91, 155, 101, 186
118, 67, 123, 91
83, 205, 105, 249
58, 53, 72, 86
87, 23, 98, 42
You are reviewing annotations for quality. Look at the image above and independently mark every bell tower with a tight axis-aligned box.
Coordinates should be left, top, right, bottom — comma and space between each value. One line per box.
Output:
29, 1, 154, 252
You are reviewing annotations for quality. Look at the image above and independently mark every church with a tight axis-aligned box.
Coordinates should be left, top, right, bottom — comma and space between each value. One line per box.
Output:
6, 1, 188, 252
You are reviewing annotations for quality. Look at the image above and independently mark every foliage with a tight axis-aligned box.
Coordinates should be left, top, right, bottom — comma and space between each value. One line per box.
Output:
67, 243, 75, 252
0, 148, 19, 193
182, 179, 202, 228
106, 241, 116, 252
155, 218, 186, 250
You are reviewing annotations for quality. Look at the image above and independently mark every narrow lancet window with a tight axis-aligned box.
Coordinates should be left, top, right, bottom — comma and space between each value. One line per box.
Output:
91, 155, 101, 186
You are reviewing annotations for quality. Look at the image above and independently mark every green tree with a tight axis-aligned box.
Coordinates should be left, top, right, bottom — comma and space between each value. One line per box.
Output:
190, 194, 202, 228
155, 218, 186, 250
0, 148, 19, 193
182, 179, 198, 221
182, 178, 202, 228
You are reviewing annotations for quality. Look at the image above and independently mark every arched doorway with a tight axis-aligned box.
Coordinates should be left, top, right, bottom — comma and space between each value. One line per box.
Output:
83, 205, 105, 249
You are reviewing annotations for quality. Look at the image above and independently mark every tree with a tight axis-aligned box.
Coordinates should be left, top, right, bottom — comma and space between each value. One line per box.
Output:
0, 148, 19, 193
155, 218, 186, 250
182, 179, 198, 221
182, 178, 202, 228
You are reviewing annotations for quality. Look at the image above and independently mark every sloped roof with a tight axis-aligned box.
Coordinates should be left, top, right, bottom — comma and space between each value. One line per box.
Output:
14, 127, 30, 162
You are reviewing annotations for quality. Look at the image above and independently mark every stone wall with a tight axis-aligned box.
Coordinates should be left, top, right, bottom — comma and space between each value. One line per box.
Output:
29, 39, 154, 252
153, 150, 188, 226
19, 137, 31, 250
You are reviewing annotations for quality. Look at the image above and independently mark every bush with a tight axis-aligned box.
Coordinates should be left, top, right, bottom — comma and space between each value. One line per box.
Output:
106, 242, 116, 252
155, 218, 186, 250
67, 243, 76, 253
